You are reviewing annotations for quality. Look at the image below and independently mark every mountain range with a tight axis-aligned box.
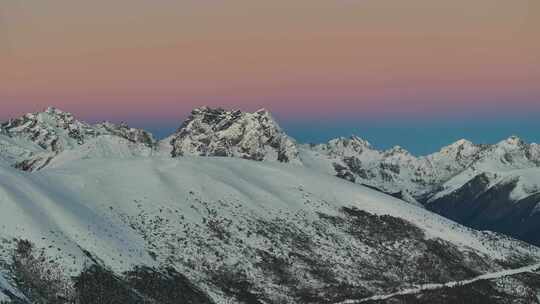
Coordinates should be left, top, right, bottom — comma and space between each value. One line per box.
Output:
1, 106, 540, 303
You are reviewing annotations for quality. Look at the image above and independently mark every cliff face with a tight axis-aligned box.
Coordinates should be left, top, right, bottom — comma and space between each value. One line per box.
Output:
167, 107, 300, 164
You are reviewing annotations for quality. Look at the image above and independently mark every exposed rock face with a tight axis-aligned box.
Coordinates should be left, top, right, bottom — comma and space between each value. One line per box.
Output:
1, 107, 99, 152
95, 122, 155, 148
168, 107, 300, 163
0, 107, 156, 171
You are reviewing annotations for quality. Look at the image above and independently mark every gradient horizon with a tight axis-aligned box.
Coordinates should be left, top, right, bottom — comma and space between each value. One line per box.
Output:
1, 1, 539, 154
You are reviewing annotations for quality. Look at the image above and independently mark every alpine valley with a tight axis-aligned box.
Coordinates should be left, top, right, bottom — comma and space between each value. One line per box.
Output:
1, 106, 540, 303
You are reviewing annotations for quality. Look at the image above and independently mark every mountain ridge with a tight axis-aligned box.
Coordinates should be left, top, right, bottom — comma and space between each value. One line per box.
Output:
3, 106, 535, 159
2, 106, 540, 243
2, 106, 539, 204
2, 106, 540, 303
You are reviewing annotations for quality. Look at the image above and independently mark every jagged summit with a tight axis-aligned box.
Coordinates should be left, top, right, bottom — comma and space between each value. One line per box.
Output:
95, 121, 155, 147
497, 135, 526, 149
0, 107, 156, 170
384, 145, 411, 156
305, 134, 540, 206
440, 138, 475, 151
2, 106, 540, 200
1, 106, 98, 151
430, 139, 482, 163
330, 135, 372, 147
2, 106, 155, 149
312, 135, 374, 159
167, 106, 300, 163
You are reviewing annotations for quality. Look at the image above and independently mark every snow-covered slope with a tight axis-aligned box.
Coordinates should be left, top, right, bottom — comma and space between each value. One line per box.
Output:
420, 137, 540, 241
0, 133, 44, 167
0, 107, 156, 171
428, 136, 540, 200
1, 107, 100, 152
1, 157, 539, 303
42, 135, 155, 170
165, 107, 300, 164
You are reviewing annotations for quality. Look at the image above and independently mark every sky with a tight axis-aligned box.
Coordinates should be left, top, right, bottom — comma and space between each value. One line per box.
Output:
1, 1, 539, 155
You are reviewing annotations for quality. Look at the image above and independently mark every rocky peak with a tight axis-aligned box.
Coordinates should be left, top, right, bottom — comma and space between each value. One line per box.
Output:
1, 107, 158, 171
169, 107, 300, 163
498, 136, 526, 149
2, 107, 157, 150
1, 107, 97, 152
445, 139, 474, 151
381, 146, 419, 168
433, 139, 482, 163
95, 121, 155, 147
479, 136, 533, 166
384, 145, 410, 156
320, 136, 374, 158
334, 136, 372, 148
347, 135, 372, 149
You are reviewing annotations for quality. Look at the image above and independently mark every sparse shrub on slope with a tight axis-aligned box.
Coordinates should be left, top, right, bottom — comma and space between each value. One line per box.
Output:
10, 240, 74, 304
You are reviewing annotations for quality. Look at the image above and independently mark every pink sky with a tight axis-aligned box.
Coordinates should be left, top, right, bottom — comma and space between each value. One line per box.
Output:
1, 0, 539, 122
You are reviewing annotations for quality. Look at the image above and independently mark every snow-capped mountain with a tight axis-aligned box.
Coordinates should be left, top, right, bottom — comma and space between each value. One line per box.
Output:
299, 137, 480, 204
94, 121, 155, 148
2, 106, 540, 246
426, 136, 540, 200
1, 157, 540, 303
304, 135, 539, 199
165, 107, 300, 164
0, 107, 156, 171
3, 106, 540, 302
2, 107, 100, 152
424, 137, 540, 246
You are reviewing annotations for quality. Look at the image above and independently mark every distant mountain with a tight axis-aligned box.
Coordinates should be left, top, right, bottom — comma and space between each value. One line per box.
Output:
300, 137, 489, 203
301, 134, 540, 246
425, 137, 540, 246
